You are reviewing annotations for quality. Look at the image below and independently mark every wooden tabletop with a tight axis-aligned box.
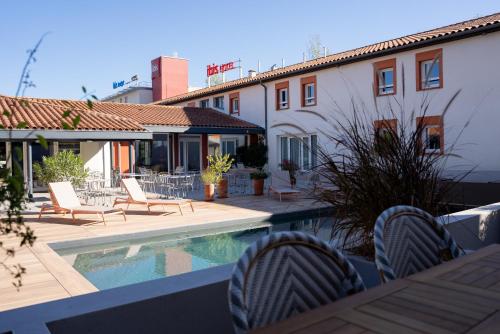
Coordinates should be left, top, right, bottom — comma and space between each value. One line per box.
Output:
253, 244, 500, 334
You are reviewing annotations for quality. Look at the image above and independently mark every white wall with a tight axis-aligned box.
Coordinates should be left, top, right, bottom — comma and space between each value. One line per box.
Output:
107, 89, 153, 104
80, 142, 111, 180
174, 31, 500, 182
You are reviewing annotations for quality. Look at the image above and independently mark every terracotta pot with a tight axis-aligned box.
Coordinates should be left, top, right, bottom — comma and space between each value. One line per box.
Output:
204, 184, 215, 201
253, 178, 265, 196
218, 178, 228, 198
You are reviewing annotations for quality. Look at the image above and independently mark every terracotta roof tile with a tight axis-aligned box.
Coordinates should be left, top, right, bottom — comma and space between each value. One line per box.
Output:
0, 95, 145, 131
26, 98, 261, 129
154, 12, 500, 105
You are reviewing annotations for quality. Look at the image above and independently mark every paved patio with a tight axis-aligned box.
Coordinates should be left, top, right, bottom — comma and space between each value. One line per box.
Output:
0, 192, 329, 312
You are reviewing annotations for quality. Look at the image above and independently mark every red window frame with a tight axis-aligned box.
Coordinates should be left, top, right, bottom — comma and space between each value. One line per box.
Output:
373, 58, 397, 96
229, 92, 240, 115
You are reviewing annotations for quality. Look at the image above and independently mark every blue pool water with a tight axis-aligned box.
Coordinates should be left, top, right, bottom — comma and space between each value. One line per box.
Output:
55, 213, 334, 290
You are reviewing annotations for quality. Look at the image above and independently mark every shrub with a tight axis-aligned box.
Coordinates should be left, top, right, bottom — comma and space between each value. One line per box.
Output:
250, 170, 268, 180
207, 150, 234, 182
201, 167, 218, 185
33, 150, 88, 188
236, 143, 267, 168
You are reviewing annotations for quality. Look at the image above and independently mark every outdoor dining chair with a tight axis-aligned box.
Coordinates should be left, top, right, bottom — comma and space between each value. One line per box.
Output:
374, 205, 465, 283
228, 231, 366, 334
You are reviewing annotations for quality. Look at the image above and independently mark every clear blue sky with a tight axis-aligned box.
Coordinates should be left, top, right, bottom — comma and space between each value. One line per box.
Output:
1, 0, 499, 100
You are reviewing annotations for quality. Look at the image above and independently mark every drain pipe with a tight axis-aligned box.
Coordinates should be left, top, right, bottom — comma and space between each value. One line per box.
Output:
259, 79, 268, 158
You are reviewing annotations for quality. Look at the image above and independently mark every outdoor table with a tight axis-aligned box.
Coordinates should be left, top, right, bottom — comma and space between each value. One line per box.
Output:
253, 244, 500, 334
120, 173, 148, 178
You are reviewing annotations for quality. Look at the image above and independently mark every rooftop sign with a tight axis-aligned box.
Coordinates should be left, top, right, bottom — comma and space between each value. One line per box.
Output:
112, 75, 139, 89
206, 61, 236, 77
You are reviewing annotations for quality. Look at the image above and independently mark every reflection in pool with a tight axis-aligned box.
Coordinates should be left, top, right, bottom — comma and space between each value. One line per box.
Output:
56, 215, 333, 290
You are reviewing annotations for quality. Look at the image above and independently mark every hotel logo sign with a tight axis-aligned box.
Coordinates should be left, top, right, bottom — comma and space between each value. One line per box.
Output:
206, 61, 235, 77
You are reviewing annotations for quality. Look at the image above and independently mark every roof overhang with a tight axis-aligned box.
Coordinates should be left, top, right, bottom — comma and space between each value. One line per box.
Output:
144, 125, 264, 135
0, 129, 152, 141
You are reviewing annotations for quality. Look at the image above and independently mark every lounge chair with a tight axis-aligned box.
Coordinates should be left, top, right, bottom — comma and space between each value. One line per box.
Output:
39, 181, 126, 225
114, 177, 194, 215
268, 170, 301, 201
374, 205, 464, 283
228, 231, 365, 333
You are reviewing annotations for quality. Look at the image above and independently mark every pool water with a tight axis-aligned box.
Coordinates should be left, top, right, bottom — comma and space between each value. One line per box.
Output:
56, 214, 334, 290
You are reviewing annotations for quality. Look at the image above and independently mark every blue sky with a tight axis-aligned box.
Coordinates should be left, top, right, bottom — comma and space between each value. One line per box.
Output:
1, 0, 499, 100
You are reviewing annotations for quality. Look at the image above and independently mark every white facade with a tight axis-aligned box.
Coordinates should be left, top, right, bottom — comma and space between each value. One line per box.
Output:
80, 141, 112, 180
102, 87, 153, 104
173, 31, 500, 182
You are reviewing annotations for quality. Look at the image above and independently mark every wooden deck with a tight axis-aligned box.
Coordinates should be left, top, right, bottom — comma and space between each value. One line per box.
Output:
0, 194, 327, 312
254, 244, 500, 334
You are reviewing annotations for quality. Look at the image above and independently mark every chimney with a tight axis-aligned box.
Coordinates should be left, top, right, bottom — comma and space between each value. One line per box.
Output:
151, 56, 189, 102
248, 70, 257, 78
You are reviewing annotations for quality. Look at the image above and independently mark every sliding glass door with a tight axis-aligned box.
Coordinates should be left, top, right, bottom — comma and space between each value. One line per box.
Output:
179, 136, 201, 172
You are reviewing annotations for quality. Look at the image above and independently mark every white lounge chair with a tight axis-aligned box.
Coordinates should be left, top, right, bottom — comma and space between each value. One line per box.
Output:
268, 170, 301, 201
39, 181, 126, 225
114, 177, 194, 215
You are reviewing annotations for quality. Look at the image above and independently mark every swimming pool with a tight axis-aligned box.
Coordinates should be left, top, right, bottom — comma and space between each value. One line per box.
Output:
55, 212, 334, 290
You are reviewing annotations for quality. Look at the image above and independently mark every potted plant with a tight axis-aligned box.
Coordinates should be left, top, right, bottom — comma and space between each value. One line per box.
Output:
201, 168, 217, 201
250, 170, 268, 196
207, 150, 234, 198
280, 159, 299, 188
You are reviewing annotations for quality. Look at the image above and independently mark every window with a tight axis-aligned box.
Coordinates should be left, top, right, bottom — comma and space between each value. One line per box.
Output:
214, 96, 224, 110
417, 116, 443, 154
416, 49, 443, 91
421, 60, 440, 89
59, 142, 80, 155
0, 142, 6, 167
124, 96, 128, 103
200, 99, 209, 108
229, 92, 240, 115
424, 126, 441, 151
374, 119, 397, 153
137, 140, 152, 166
373, 58, 396, 96
279, 134, 318, 170
301, 76, 317, 106
222, 138, 239, 156
275, 81, 289, 110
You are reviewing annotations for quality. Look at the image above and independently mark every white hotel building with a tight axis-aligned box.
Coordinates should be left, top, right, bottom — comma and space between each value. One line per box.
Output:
155, 13, 500, 183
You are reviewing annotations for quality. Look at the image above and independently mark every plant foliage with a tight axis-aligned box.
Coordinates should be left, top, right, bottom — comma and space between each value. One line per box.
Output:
207, 150, 234, 183
236, 142, 267, 168
313, 92, 468, 258
33, 150, 89, 188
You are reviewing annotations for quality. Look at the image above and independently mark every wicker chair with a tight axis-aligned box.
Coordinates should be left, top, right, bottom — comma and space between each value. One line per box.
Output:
228, 231, 365, 334
374, 205, 464, 283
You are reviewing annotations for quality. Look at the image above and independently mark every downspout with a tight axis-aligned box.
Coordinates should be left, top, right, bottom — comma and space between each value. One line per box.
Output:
259, 80, 268, 160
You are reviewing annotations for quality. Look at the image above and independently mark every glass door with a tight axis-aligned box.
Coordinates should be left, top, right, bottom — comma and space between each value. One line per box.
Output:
179, 137, 201, 172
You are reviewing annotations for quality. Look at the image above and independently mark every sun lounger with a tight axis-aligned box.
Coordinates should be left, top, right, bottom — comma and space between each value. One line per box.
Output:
39, 181, 126, 225
268, 170, 301, 201
268, 186, 301, 201
114, 177, 194, 215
